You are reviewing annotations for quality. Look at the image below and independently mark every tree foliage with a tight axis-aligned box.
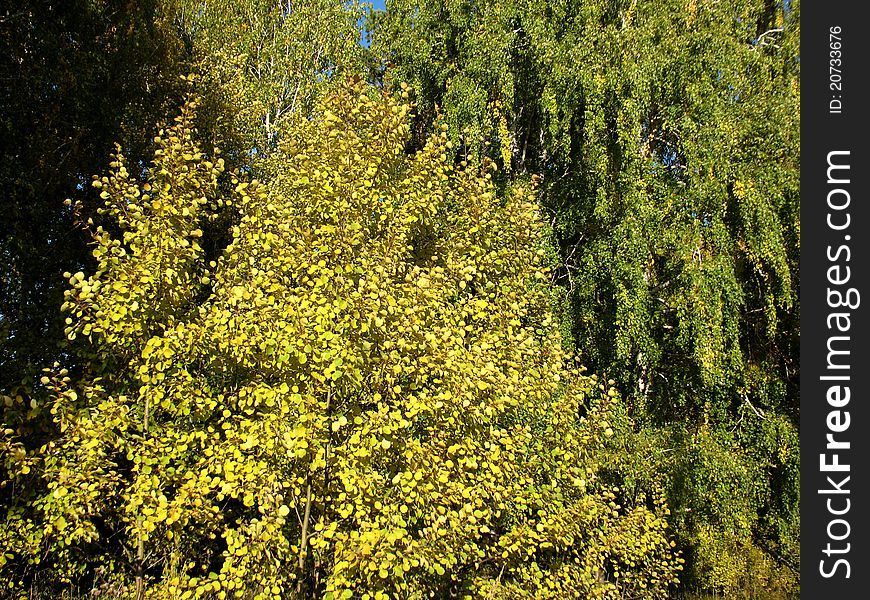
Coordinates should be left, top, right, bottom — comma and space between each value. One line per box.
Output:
1, 82, 681, 599
1, 0, 801, 596
0, 0, 188, 391
0, 0, 369, 394
171, 0, 371, 156
373, 0, 800, 594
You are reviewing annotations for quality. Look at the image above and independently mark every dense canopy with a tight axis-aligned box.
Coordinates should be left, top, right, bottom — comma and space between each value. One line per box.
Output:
1, 1, 799, 598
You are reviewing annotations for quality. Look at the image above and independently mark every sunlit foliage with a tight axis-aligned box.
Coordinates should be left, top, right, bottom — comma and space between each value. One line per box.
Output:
373, 0, 800, 594
1, 81, 681, 599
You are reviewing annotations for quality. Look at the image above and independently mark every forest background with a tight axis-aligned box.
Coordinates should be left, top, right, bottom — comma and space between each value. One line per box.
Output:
0, 0, 800, 598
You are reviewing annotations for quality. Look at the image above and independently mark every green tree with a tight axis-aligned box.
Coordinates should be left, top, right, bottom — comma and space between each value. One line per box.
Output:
0, 0, 188, 391
373, 0, 800, 594
2, 82, 681, 599
171, 0, 371, 157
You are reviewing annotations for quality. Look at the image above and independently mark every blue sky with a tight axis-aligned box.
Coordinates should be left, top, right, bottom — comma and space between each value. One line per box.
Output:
359, 0, 386, 48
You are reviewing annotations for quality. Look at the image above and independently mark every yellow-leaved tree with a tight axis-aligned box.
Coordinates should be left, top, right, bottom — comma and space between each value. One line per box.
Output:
1, 81, 681, 599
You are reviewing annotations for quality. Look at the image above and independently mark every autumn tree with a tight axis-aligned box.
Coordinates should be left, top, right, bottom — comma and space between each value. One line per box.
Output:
0, 0, 372, 402
1, 81, 681, 599
373, 0, 800, 595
